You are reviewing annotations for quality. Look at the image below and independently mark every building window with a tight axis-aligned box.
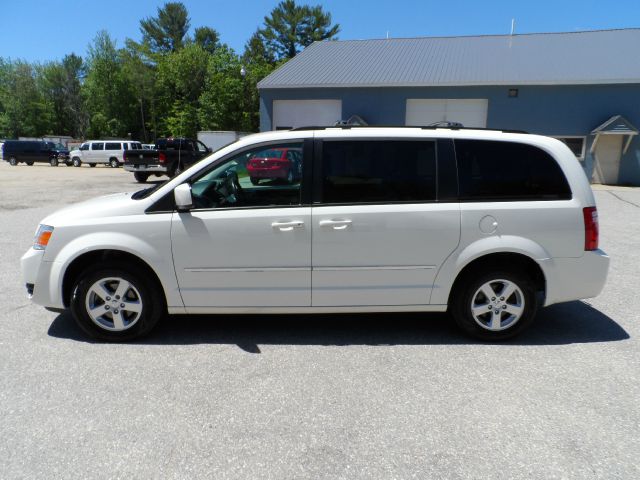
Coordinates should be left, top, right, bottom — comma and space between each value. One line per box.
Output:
554, 137, 586, 161
508, 88, 519, 98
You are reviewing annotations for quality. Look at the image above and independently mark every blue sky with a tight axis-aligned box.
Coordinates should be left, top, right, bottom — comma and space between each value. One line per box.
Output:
1, 0, 639, 62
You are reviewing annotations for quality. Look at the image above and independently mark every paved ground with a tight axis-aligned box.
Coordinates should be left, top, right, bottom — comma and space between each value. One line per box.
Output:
1, 161, 639, 479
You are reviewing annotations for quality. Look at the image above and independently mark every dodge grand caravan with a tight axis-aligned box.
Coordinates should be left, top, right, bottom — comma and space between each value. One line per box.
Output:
21, 127, 609, 341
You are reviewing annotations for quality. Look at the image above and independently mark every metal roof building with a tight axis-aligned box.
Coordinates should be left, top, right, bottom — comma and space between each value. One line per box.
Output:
258, 29, 640, 185
259, 29, 640, 89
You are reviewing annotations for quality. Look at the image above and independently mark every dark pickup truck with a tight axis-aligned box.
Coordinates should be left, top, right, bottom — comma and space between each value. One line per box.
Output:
123, 137, 211, 183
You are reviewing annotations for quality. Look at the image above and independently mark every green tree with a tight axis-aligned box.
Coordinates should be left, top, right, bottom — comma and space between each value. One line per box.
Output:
194, 26, 220, 54
258, 0, 340, 60
156, 43, 210, 137
84, 31, 136, 138
140, 2, 190, 53
1, 61, 49, 137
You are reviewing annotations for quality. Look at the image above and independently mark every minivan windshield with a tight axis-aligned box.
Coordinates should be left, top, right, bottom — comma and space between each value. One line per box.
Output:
132, 180, 170, 200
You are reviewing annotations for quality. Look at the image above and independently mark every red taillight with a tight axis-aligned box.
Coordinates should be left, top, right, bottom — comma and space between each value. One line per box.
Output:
158, 152, 166, 164
583, 206, 599, 251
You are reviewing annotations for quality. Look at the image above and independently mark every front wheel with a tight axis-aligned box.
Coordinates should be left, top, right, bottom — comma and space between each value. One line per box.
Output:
134, 172, 149, 183
109, 158, 119, 168
450, 270, 537, 341
72, 157, 81, 167
70, 265, 164, 341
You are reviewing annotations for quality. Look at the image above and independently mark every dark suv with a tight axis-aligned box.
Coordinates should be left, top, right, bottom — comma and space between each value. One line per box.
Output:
2, 140, 57, 166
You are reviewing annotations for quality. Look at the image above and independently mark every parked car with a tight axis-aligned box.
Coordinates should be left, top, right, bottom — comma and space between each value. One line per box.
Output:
247, 147, 303, 184
68, 140, 143, 168
21, 127, 609, 342
47, 142, 71, 166
123, 137, 211, 183
2, 140, 57, 166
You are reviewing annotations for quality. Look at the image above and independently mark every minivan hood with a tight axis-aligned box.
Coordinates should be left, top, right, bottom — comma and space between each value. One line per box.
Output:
41, 192, 143, 226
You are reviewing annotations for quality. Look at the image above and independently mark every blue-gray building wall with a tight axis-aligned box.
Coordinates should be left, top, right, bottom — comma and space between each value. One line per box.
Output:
259, 84, 640, 185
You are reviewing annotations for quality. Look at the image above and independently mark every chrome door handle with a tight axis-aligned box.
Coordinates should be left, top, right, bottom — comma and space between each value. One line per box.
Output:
271, 221, 304, 231
319, 219, 352, 230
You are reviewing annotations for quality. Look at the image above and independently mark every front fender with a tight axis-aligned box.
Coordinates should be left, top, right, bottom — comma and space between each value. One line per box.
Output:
46, 231, 182, 311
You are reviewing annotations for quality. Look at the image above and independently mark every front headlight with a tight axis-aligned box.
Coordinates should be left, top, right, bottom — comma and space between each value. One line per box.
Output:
33, 225, 54, 250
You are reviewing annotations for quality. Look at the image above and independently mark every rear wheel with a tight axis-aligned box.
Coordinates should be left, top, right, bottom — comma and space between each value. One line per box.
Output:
50, 157, 58, 167
134, 172, 149, 183
72, 157, 81, 167
450, 270, 537, 341
109, 158, 119, 168
70, 264, 164, 341
9, 157, 17, 166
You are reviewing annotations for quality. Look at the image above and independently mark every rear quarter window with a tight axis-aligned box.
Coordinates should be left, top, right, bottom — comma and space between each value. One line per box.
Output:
455, 140, 572, 201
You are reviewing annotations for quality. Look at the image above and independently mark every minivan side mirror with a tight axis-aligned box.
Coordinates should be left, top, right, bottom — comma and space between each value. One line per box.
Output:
174, 183, 193, 212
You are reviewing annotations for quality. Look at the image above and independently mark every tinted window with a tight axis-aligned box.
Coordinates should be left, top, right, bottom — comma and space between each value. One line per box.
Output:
190, 142, 304, 209
321, 140, 436, 204
91, 143, 104, 150
105, 142, 121, 150
455, 140, 571, 201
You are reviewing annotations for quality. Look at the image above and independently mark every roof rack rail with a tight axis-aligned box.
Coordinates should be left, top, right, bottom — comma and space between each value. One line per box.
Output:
289, 125, 529, 134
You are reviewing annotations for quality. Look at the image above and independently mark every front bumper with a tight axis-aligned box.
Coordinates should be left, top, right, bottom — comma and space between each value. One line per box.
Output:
541, 249, 610, 306
20, 248, 64, 309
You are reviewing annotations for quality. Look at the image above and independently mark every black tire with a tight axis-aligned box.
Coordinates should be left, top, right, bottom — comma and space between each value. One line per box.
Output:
250, 177, 259, 185
109, 158, 119, 168
70, 263, 164, 342
26, 161, 34, 166
450, 269, 537, 341
134, 172, 149, 183
65, 160, 72, 167
72, 157, 81, 167
9, 157, 17, 166
89, 163, 97, 168
50, 157, 58, 167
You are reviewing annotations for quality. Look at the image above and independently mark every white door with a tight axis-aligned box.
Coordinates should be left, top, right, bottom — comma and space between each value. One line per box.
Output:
592, 135, 623, 185
88, 142, 105, 163
273, 100, 342, 130
406, 99, 488, 128
311, 139, 460, 306
170, 141, 311, 309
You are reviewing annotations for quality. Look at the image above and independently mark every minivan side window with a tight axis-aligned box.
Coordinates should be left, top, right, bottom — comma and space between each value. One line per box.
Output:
189, 142, 304, 209
105, 142, 121, 150
321, 140, 437, 204
455, 140, 572, 201
91, 143, 104, 151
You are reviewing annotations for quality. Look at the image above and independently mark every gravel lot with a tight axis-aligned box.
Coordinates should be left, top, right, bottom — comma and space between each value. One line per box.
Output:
1, 161, 639, 479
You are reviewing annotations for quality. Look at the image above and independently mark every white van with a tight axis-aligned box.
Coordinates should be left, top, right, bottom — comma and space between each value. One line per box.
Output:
69, 140, 143, 167
21, 127, 609, 341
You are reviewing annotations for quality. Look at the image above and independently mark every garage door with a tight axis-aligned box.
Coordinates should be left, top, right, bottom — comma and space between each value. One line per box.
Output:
273, 100, 342, 130
406, 99, 488, 128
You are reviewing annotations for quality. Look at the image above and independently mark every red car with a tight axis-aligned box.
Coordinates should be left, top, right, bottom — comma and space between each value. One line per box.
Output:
246, 147, 302, 185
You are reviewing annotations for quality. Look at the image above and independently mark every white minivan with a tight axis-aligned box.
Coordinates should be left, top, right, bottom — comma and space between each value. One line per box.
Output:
69, 140, 143, 167
21, 127, 609, 341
